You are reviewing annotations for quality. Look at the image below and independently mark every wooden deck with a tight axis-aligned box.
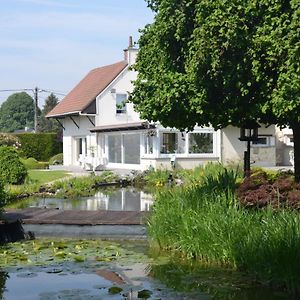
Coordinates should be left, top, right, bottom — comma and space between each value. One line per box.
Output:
3, 208, 149, 226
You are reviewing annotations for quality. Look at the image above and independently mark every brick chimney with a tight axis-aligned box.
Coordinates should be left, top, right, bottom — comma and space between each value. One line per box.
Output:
124, 36, 138, 66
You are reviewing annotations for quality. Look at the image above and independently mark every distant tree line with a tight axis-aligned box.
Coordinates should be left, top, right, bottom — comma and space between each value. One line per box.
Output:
0, 92, 61, 133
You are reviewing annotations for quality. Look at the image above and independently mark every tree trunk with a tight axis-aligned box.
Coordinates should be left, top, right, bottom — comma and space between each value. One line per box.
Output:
292, 123, 300, 182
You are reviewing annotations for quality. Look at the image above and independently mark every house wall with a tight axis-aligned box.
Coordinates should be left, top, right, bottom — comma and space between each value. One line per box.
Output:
221, 125, 277, 167
62, 116, 96, 166
141, 157, 220, 170
96, 59, 140, 127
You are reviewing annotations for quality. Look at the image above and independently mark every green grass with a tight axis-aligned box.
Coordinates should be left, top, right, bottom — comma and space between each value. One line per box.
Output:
27, 170, 70, 184
148, 166, 300, 295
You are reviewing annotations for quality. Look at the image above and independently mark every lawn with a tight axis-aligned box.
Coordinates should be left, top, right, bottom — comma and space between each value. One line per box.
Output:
28, 170, 70, 184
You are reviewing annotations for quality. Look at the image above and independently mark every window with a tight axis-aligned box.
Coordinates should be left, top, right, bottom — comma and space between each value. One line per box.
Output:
123, 134, 140, 164
107, 133, 140, 165
160, 132, 185, 154
252, 137, 268, 145
116, 94, 127, 114
251, 136, 274, 147
144, 134, 154, 154
108, 135, 122, 163
189, 133, 213, 154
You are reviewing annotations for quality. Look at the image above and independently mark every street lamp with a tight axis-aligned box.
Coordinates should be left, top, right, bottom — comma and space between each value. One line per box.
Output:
239, 120, 260, 177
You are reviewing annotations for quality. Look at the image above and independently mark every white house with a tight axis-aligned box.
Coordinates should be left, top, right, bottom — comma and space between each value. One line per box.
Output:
47, 39, 282, 171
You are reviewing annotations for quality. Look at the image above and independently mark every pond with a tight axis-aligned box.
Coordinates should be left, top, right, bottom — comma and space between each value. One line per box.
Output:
0, 239, 289, 300
8, 188, 154, 212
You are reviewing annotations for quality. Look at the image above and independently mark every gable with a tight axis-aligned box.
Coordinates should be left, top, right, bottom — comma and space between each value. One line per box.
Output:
47, 61, 128, 118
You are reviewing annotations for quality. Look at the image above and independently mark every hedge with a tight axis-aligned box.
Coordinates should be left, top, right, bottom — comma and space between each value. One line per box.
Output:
15, 133, 62, 161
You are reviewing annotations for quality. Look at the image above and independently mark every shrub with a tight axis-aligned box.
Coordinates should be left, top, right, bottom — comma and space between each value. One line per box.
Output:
236, 171, 300, 209
49, 153, 63, 165
20, 157, 49, 170
0, 133, 21, 149
16, 132, 62, 161
0, 146, 27, 184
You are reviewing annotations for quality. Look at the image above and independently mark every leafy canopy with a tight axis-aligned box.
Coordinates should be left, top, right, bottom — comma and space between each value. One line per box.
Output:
131, 0, 300, 131
0, 92, 34, 132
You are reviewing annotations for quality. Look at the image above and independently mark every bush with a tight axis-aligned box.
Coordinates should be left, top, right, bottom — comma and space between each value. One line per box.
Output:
20, 157, 49, 170
0, 146, 27, 184
0, 133, 21, 148
49, 153, 63, 165
16, 132, 62, 161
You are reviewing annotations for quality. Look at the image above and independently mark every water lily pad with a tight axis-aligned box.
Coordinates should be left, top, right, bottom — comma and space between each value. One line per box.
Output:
16, 272, 37, 278
73, 255, 85, 262
137, 289, 153, 299
108, 286, 123, 294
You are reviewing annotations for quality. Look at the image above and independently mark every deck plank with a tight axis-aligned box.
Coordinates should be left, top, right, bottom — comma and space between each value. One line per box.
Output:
4, 208, 149, 226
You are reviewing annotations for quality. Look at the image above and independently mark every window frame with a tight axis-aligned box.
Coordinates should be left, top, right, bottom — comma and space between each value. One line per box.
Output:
158, 129, 218, 158
116, 93, 127, 114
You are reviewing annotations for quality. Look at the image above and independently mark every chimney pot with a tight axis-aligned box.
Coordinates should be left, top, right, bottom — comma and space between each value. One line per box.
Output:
129, 36, 133, 48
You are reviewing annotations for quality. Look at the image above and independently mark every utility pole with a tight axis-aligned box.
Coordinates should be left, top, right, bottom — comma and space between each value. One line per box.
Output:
34, 87, 39, 133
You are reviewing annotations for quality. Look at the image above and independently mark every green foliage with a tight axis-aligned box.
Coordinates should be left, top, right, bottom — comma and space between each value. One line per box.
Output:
149, 175, 300, 294
49, 153, 63, 165
53, 172, 119, 198
0, 239, 149, 268
39, 93, 61, 133
0, 133, 21, 148
0, 92, 34, 132
132, 0, 300, 129
131, 0, 300, 180
16, 132, 62, 161
20, 157, 49, 170
0, 146, 27, 184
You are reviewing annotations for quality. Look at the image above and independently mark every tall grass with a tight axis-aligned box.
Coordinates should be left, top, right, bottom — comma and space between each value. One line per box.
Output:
148, 166, 300, 294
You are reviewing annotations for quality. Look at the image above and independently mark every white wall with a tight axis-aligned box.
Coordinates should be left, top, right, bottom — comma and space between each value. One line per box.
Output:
63, 116, 96, 166
96, 68, 141, 126
222, 125, 277, 166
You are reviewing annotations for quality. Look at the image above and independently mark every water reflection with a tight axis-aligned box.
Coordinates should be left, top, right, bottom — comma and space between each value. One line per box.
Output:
149, 260, 289, 300
14, 188, 154, 212
0, 271, 8, 299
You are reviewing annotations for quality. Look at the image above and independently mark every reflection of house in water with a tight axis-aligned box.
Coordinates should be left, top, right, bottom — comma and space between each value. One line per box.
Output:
86, 189, 153, 211
27, 189, 153, 211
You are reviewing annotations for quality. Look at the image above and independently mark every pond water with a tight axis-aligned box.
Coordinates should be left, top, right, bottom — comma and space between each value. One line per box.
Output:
9, 188, 154, 212
0, 240, 290, 300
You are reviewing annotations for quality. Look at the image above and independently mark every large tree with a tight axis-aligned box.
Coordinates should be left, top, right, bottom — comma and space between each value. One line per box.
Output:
131, 0, 300, 180
39, 93, 61, 132
0, 92, 34, 132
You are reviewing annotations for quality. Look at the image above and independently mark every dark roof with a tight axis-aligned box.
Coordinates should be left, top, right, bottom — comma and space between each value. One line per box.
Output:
47, 61, 128, 118
90, 122, 155, 133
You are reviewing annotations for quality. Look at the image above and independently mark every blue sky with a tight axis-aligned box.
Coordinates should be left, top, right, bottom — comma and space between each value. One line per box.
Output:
0, 0, 153, 106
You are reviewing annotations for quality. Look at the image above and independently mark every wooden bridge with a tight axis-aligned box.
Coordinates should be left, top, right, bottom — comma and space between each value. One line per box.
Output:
3, 208, 149, 239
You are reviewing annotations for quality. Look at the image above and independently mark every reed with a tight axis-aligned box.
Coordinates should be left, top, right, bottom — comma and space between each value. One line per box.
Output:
148, 167, 300, 294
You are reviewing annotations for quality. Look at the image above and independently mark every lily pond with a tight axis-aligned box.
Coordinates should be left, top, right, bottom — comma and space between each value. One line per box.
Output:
7, 188, 153, 212
1, 187, 290, 299
0, 239, 289, 300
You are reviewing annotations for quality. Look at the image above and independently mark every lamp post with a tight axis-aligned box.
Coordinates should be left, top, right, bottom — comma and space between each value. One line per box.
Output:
239, 121, 260, 177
